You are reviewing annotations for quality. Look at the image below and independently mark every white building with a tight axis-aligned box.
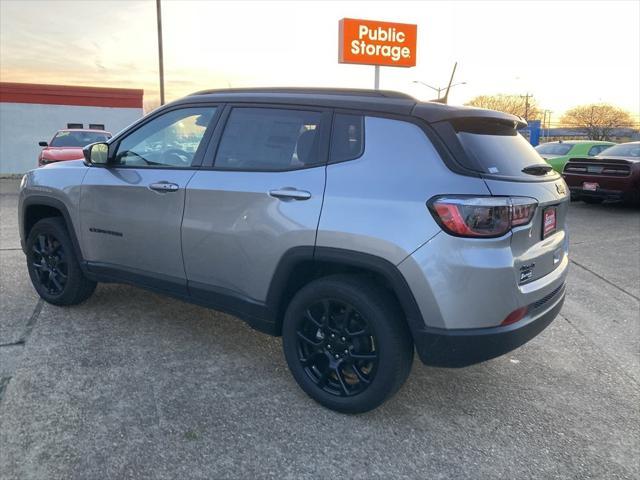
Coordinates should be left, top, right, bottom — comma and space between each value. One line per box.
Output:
0, 82, 144, 174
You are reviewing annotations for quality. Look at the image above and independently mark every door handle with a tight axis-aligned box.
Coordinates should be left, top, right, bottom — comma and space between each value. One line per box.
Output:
149, 181, 179, 192
269, 188, 312, 201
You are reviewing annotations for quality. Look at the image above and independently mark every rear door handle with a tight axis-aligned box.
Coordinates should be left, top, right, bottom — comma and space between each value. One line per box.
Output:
269, 188, 312, 201
149, 181, 179, 193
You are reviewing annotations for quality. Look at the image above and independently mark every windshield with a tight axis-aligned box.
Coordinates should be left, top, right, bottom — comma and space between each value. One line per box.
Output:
598, 143, 640, 158
49, 131, 111, 147
534, 143, 573, 155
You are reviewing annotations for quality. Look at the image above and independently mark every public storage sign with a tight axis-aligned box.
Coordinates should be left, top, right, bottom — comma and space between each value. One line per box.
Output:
339, 18, 417, 67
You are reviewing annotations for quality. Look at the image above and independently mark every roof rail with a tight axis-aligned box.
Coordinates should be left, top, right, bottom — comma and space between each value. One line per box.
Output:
189, 87, 415, 100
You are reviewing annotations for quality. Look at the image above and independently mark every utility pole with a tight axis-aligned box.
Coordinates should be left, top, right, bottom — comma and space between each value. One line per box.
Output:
521, 92, 531, 121
156, 0, 165, 105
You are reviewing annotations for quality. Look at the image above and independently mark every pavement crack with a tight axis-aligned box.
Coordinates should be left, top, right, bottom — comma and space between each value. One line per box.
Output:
0, 247, 22, 251
569, 259, 639, 301
19, 299, 44, 344
0, 340, 24, 348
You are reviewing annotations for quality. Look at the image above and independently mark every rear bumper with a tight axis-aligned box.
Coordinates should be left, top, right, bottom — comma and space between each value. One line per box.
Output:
568, 186, 628, 202
564, 173, 639, 202
414, 283, 565, 367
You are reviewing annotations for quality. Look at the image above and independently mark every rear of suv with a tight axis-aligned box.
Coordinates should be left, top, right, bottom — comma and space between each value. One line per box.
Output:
18, 88, 569, 413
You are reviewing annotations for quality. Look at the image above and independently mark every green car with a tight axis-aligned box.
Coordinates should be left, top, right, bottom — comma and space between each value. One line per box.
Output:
535, 140, 616, 172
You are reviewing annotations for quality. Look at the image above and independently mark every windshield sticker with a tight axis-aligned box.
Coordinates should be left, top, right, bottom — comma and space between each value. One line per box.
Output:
56, 131, 71, 137
488, 166, 499, 173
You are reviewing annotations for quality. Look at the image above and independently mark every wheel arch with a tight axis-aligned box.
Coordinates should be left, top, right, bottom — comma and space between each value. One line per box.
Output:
21, 196, 85, 265
266, 246, 425, 340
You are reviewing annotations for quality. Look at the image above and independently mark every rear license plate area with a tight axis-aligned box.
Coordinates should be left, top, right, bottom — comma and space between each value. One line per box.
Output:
542, 207, 557, 239
583, 182, 599, 191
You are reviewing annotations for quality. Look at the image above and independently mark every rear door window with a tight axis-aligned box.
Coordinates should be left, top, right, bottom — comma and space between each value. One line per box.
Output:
214, 108, 325, 171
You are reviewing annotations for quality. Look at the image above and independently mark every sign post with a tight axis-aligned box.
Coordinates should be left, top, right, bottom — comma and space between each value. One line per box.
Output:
338, 18, 417, 90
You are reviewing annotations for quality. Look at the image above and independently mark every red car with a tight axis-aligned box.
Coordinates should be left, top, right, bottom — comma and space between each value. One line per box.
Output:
563, 141, 640, 204
38, 129, 111, 167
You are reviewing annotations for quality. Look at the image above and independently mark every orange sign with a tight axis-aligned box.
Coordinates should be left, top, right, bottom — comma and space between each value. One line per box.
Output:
338, 18, 417, 68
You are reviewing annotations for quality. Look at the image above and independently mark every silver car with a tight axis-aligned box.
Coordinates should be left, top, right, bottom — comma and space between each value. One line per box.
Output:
18, 88, 569, 413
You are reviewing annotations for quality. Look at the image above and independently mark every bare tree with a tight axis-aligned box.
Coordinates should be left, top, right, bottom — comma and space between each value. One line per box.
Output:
560, 104, 634, 140
465, 94, 541, 120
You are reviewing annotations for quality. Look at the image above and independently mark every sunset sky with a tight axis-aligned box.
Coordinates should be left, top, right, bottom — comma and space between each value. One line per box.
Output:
1, 0, 639, 121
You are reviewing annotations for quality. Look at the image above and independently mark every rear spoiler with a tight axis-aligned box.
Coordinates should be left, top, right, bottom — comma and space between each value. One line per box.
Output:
412, 103, 526, 128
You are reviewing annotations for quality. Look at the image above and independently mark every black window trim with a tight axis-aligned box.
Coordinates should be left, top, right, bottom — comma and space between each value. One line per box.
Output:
96, 102, 223, 171
124, 97, 555, 182
200, 103, 332, 172
327, 112, 366, 165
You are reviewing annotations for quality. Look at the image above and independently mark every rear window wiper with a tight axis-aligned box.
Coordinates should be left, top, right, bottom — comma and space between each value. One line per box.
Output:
522, 164, 553, 175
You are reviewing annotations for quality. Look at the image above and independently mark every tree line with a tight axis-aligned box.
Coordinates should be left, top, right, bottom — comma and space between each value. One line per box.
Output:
465, 94, 636, 141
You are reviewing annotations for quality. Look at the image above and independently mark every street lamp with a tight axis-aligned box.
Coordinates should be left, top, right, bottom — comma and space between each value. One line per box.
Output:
412, 80, 467, 100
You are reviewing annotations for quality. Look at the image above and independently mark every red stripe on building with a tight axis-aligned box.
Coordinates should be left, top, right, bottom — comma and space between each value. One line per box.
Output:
0, 82, 143, 108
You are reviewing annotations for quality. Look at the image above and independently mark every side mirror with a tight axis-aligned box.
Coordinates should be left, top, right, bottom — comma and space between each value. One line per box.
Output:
83, 142, 110, 166
39, 141, 48, 147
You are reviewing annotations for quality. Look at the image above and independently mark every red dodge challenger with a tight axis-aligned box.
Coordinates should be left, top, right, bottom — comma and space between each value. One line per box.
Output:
563, 141, 640, 204
38, 129, 111, 167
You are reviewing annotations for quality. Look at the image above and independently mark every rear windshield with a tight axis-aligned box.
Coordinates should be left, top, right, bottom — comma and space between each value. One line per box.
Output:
535, 143, 573, 155
598, 143, 640, 157
454, 120, 558, 178
50, 131, 111, 147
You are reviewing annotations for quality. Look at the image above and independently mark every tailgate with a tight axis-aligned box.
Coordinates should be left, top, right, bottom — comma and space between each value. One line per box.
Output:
485, 178, 570, 284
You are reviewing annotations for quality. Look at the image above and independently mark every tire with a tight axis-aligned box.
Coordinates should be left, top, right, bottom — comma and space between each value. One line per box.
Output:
282, 274, 413, 413
26, 217, 97, 306
582, 197, 603, 204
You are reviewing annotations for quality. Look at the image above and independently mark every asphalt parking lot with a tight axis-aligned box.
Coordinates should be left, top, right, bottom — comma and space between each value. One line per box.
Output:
0, 177, 638, 480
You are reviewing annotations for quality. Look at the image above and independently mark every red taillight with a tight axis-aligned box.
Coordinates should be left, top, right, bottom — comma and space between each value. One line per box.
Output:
428, 196, 537, 238
511, 198, 538, 226
501, 306, 528, 326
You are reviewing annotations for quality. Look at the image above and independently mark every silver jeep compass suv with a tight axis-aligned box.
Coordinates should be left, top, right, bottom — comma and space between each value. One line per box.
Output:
18, 88, 569, 413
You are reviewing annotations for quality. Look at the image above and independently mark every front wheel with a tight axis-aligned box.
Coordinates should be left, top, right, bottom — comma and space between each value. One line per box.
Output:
26, 217, 97, 305
282, 275, 413, 413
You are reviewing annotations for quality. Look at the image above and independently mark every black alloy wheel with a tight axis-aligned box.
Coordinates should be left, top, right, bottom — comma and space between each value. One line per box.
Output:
26, 217, 97, 305
283, 275, 414, 414
31, 232, 68, 296
296, 299, 378, 397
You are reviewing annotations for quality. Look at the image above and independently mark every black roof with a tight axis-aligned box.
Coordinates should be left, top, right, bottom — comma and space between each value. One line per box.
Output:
181, 87, 524, 126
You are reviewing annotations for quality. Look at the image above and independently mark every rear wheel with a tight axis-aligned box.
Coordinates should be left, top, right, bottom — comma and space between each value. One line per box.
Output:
282, 275, 413, 413
26, 217, 96, 305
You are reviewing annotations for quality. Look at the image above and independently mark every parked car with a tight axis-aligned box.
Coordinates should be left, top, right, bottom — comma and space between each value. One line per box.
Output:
18, 88, 569, 413
563, 141, 640, 204
535, 140, 615, 172
38, 129, 111, 166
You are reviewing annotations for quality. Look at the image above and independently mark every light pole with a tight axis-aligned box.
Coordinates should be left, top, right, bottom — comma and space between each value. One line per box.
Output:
156, 0, 165, 106
542, 109, 553, 141
412, 80, 466, 100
